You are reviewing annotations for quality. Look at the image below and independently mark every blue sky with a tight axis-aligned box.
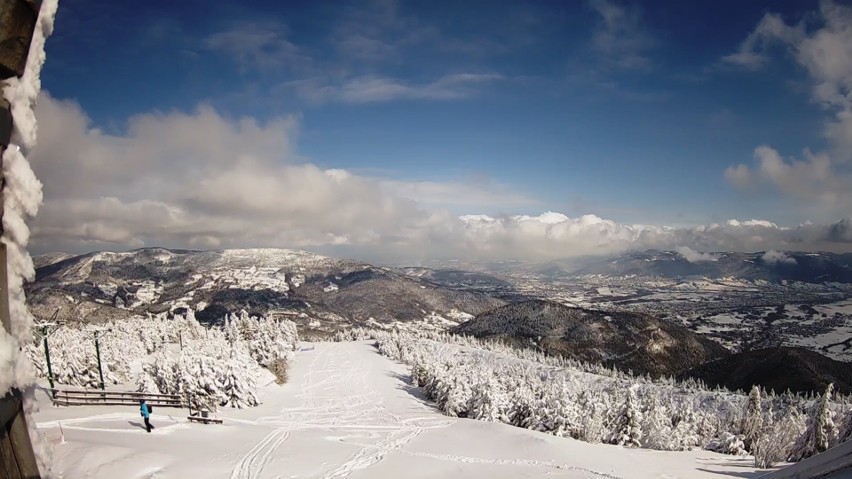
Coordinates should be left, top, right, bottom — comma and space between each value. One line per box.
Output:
24, 0, 852, 259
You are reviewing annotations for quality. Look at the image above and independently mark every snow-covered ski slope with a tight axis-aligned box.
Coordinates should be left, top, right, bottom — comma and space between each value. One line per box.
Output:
35, 341, 775, 478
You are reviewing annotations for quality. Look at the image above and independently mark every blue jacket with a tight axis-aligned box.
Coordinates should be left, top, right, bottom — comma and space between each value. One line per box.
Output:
140, 402, 150, 418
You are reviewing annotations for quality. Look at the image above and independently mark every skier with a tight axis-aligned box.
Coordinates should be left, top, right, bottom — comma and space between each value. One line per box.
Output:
140, 399, 154, 433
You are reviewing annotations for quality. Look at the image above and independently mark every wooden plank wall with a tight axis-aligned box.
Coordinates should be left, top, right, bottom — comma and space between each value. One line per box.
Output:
0, 391, 40, 479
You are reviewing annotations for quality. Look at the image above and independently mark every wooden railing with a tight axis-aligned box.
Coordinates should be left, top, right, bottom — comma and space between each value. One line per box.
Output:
49, 388, 182, 408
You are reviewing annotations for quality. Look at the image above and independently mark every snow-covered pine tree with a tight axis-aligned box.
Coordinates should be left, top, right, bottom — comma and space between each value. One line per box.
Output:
754, 405, 804, 468
790, 383, 837, 461
224, 314, 241, 345
136, 362, 161, 394
538, 386, 579, 438
220, 342, 260, 408
151, 352, 178, 395
706, 432, 747, 456
506, 382, 536, 428
816, 383, 838, 452
64, 330, 102, 388
576, 390, 607, 443
835, 407, 852, 446
469, 376, 509, 423
610, 387, 642, 447
187, 356, 222, 412
443, 376, 473, 418
641, 395, 673, 450
669, 398, 701, 451
742, 385, 763, 452
694, 409, 720, 447
100, 321, 146, 383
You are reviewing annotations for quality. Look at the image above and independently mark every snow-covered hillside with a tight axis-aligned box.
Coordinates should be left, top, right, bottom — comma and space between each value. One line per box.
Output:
453, 299, 728, 377
34, 341, 774, 478
27, 248, 503, 334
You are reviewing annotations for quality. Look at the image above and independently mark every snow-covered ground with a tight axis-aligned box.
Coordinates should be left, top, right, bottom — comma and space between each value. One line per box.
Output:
35, 341, 775, 478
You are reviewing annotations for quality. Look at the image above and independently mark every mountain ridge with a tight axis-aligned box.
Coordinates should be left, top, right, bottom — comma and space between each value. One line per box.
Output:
27, 247, 505, 332
453, 299, 730, 377
566, 250, 852, 283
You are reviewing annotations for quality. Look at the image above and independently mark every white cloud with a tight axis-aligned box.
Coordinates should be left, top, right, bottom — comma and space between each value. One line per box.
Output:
588, 0, 655, 70
725, 145, 852, 213
381, 178, 538, 210
453, 213, 852, 261
724, 163, 752, 188
675, 246, 718, 263
761, 250, 797, 265
726, 219, 778, 228
286, 73, 503, 104
29, 93, 425, 253
724, 2, 852, 216
336, 34, 396, 63
331, 1, 430, 64
724, 2, 852, 161
723, 13, 803, 70
29, 93, 852, 263
204, 22, 313, 72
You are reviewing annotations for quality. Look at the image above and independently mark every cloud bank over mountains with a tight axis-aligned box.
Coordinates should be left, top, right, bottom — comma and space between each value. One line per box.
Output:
28, 93, 852, 263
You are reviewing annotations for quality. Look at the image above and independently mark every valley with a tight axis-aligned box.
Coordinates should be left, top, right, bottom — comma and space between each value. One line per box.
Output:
25, 246, 852, 394
24, 246, 852, 477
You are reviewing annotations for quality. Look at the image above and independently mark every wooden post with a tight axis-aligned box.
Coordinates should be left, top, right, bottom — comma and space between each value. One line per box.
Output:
0, 100, 11, 343
0, 0, 38, 79
0, 390, 40, 479
0, 2, 45, 478
0, 110, 41, 478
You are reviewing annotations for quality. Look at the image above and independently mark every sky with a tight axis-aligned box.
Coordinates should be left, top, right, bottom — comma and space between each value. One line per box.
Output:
18, 0, 852, 262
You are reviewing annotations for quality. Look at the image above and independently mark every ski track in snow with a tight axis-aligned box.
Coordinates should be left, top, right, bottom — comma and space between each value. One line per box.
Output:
227, 344, 603, 479
35, 343, 627, 478
38, 412, 187, 435
230, 428, 291, 479
229, 345, 441, 479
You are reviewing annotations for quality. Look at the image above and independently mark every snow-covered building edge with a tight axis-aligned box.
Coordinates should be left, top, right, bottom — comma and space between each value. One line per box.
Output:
758, 437, 852, 478
0, 0, 59, 474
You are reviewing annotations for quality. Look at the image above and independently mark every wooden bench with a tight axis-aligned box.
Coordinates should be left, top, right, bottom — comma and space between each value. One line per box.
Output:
187, 415, 223, 425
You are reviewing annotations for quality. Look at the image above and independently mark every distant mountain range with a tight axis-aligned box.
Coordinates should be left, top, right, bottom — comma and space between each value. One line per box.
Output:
454, 299, 728, 377
538, 250, 852, 283
29, 247, 852, 393
27, 248, 504, 331
455, 299, 852, 393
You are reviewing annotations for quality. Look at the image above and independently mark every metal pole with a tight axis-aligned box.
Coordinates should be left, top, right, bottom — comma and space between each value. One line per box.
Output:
42, 325, 54, 391
94, 331, 105, 390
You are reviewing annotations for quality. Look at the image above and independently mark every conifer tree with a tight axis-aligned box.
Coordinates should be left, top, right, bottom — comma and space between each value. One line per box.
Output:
834, 407, 852, 446
742, 385, 763, 452
790, 383, 837, 461
641, 395, 672, 450
136, 363, 161, 394
220, 342, 260, 408
610, 387, 642, 447
469, 376, 509, 423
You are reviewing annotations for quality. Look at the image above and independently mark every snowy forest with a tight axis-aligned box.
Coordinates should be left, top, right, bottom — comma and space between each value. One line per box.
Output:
26, 310, 299, 411
26, 311, 852, 468
336, 328, 852, 468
